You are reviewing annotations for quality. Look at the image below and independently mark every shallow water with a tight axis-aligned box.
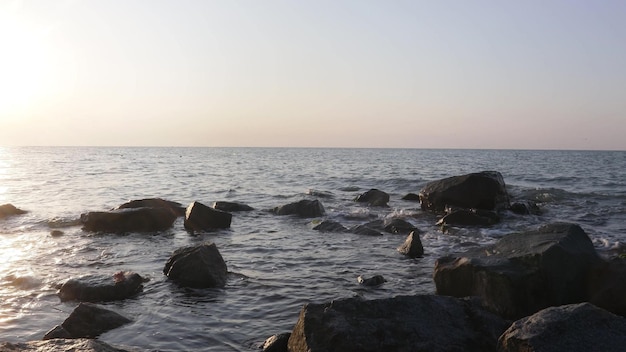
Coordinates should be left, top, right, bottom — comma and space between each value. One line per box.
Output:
0, 147, 624, 350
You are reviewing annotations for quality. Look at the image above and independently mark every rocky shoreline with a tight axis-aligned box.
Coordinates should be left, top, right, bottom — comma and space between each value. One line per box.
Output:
1, 171, 625, 351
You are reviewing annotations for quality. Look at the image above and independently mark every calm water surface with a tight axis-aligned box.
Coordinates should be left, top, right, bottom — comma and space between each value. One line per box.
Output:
0, 147, 625, 351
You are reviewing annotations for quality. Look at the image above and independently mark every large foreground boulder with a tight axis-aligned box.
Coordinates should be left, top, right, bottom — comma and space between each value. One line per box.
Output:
587, 257, 626, 316
81, 207, 177, 232
354, 189, 390, 207
419, 171, 510, 212
43, 303, 131, 340
163, 242, 228, 288
497, 303, 626, 352
115, 198, 185, 216
288, 295, 510, 352
272, 200, 325, 218
434, 223, 602, 319
0, 339, 133, 352
58, 272, 144, 302
184, 201, 232, 231
0, 203, 27, 219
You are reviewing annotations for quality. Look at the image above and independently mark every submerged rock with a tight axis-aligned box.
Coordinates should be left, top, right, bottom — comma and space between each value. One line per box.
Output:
43, 303, 131, 340
498, 303, 626, 352
436, 209, 500, 227
272, 200, 325, 218
419, 171, 510, 213
354, 189, 390, 207
357, 275, 386, 287
58, 272, 144, 302
509, 201, 541, 215
434, 222, 602, 319
0, 339, 134, 352
81, 207, 177, 233
115, 198, 185, 216
184, 201, 232, 231
312, 220, 348, 233
287, 295, 509, 352
402, 193, 420, 201
397, 231, 424, 258
163, 242, 228, 288
0, 203, 27, 219
212, 201, 254, 212
349, 224, 384, 236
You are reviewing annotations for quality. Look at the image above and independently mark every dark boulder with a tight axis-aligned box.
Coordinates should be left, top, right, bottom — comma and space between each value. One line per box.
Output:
184, 201, 232, 231
357, 275, 386, 286
0, 339, 134, 352
509, 201, 541, 215
402, 193, 420, 201
81, 207, 177, 232
497, 303, 626, 352
587, 257, 626, 316
436, 209, 500, 227
43, 302, 131, 340
213, 201, 254, 212
261, 333, 291, 352
272, 200, 325, 218
115, 198, 185, 216
312, 220, 348, 233
58, 272, 144, 302
397, 231, 424, 258
287, 295, 510, 352
361, 218, 418, 235
354, 189, 390, 207
434, 223, 602, 319
0, 203, 27, 219
349, 224, 384, 236
163, 242, 228, 288
419, 171, 510, 213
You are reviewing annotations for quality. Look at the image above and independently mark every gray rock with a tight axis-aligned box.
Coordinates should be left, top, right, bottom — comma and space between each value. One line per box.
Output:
81, 207, 177, 232
115, 198, 185, 216
272, 200, 325, 218
212, 201, 254, 212
354, 189, 390, 206
419, 171, 510, 213
312, 220, 348, 233
397, 231, 424, 258
0, 203, 27, 219
287, 295, 510, 352
58, 271, 144, 302
43, 303, 131, 340
434, 223, 602, 319
497, 303, 626, 352
163, 242, 228, 288
0, 339, 134, 352
184, 201, 232, 231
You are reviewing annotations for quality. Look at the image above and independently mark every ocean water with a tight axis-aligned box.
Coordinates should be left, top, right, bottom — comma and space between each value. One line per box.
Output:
0, 147, 625, 351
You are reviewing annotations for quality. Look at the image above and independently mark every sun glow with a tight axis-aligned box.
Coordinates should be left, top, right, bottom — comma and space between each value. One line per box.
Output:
0, 15, 52, 116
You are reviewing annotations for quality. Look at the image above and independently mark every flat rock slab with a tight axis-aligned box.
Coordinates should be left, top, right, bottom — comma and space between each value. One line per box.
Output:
115, 198, 185, 216
81, 207, 177, 232
498, 303, 626, 352
58, 271, 144, 302
0, 339, 135, 352
288, 295, 510, 352
272, 199, 325, 218
43, 303, 131, 339
434, 222, 602, 319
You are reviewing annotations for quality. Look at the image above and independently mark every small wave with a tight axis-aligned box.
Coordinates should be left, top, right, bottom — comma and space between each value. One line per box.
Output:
47, 216, 82, 228
2, 274, 43, 290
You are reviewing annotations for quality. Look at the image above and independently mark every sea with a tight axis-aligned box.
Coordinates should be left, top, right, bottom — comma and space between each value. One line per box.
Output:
0, 147, 625, 351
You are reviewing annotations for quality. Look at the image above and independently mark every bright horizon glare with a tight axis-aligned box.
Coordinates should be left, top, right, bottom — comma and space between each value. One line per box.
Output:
0, 1, 625, 150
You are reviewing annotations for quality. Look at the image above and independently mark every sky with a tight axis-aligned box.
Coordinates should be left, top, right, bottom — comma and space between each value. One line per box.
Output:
0, 1, 625, 150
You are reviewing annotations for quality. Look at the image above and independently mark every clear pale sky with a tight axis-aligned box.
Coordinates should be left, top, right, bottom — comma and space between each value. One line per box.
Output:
0, 1, 625, 149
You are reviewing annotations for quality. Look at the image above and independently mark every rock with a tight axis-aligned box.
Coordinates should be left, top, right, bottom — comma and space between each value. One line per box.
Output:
397, 231, 424, 258
419, 171, 510, 213
0, 203, 27, 219
436, 209, 500, 227
587, 257, 626, 316
163, 242, 228, 288
58, 272, 144, 302
212, 201, 254, 212
262, 333, 291, 352
354, 189, 390, 206
497, 303, 626, 352
81, 207, 177, 232
287, 295, 510, 352
115, 198, 185, 216
306, 189, 333, 198
43, 302, 131, 340
402, 193, 420, 201
184, 201, 232, 231
434, 223, 602, 319
312, 220, 348, 233
509, 201, 541, 215
349, 224, 384, 236
272, 200, 325, 218
0, 339, 134, 352
357, 275, 386, 286
360, 218, 417, 235
50, 230, 64, 237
